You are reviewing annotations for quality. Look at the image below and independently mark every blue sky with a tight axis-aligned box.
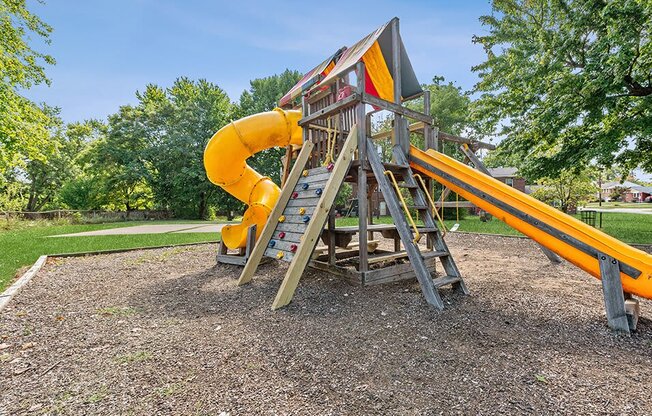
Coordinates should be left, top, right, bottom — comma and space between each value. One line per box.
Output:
24, 0, 493, 123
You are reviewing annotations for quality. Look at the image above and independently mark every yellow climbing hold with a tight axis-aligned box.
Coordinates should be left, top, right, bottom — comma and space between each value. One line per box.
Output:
302, 169, 309, 177
278, 215, 286, 223
298, 207, 306, 215
276, 251, 284, 259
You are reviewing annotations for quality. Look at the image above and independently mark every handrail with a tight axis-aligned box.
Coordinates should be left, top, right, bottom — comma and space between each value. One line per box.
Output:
413, 174, 447, 237
384, 170, 421, 244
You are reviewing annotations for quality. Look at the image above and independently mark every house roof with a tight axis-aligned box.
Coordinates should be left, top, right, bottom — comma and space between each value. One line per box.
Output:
632, 185, 652, 193
488, 167, 519, 178
601, 180, 640, 190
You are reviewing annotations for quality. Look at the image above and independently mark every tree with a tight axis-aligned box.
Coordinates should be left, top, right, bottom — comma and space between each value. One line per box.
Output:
0, 0, 56, 175
531, 168, 597, 212
57, 120, 113, 210
472, 0, 652, 179
237, 69, 302, 116
610, 185, 629, 202
91, 106, 153, 211
142, 78, 236, 218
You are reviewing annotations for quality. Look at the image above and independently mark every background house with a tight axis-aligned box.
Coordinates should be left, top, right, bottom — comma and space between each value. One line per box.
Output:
600, 181, 652, 202
487, 167, 526, 192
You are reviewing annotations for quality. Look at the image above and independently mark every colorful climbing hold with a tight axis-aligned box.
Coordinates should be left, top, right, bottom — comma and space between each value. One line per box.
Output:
298, 207, 306, 215
276, 251, 284, 259
290, 244, 298, 253
315, 188, 323, 196
278, 231, 286, 239
278, 215, 286, 223
302, 169, 309, 177
302, 215, 310, 223
268, 240, 276, 248
302, 183, 309, 190
291, 192, 298, 199
326, 163, 335, 172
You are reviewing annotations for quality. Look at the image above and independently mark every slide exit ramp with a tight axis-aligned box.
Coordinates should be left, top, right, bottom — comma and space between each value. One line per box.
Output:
409, 146, 652, 301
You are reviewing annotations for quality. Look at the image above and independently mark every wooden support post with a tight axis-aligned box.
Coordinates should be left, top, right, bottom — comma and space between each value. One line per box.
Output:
244, 224, 257, 259
597, 253, 630, 333
390, 18, 407, 155
328, 208, 336, 266
237, 141, 315, 285
356, 62, 369, 273
423, 90, 434, 251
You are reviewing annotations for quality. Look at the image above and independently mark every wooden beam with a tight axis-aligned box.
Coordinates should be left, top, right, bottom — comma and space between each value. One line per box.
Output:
356, 62, 369, 273
272, 126, 359, 309
298, 93, 360, 126
439, 131, 495, 150
237, 141, 315, 285
362, 93, 433, 125
597, 253, 630, 333
372, 123, 495, 150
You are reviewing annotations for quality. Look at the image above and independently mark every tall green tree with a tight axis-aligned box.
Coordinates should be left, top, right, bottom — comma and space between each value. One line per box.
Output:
0, 0, 55, 174
143, 78, 236, 218
472, 0, 652, 179
531, 168, 597, 212
91, 106, 153, 211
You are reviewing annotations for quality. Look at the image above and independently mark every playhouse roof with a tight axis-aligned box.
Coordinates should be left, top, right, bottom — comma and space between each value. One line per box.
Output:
320, 18, 422, 101
278, 18, 422, 107
278, 47, 346, 108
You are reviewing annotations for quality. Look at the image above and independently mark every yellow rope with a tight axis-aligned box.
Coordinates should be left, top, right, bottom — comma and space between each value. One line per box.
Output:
323, 116, 338, 166
413, 174, 447, 237
384, 170, 421, 244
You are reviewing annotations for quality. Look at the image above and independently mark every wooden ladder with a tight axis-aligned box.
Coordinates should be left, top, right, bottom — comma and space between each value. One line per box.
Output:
367, 138, 468, 309
238, 126, 358, 309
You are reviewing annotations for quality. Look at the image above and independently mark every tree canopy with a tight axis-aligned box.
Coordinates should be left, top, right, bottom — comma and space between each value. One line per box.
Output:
472, 0, 652, 179
0, 0, 56, 174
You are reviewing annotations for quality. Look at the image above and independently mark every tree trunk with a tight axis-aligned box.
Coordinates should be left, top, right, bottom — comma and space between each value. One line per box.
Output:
198, 191, 207, 220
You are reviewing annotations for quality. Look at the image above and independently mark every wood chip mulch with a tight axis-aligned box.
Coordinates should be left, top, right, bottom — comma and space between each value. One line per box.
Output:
1, 234, 651, 415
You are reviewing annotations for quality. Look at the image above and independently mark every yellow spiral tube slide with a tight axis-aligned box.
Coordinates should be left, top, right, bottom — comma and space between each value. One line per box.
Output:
204, 109, 303, 249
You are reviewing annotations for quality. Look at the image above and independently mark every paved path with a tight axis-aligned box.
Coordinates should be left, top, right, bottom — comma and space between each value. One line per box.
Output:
580, 208, 652, 215
51, 223, 225, 237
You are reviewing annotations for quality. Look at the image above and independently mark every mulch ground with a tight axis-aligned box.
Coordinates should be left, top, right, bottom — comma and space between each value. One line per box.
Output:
1, 234, 651, 415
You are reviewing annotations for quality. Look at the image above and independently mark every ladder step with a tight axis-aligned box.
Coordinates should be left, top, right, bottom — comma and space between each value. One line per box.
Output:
422, 251, 449, 259
417, 227, 439, 233
382, 162, 410, 172
407, 204, 428, 210
432, 275, 462, 288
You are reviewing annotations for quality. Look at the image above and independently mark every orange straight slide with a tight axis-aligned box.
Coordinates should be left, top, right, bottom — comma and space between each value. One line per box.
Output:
409, 146, 652, 300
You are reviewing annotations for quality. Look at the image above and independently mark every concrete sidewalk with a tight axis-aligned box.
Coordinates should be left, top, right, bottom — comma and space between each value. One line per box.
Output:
50, 223, 225, 237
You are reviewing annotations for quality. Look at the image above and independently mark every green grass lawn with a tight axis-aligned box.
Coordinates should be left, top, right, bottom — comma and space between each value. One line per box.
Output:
0, 220, 220, 291
336, 212, 652, 244
2, 211, 650, 293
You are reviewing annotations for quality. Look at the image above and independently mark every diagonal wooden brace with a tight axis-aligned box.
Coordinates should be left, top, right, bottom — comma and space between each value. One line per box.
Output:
597, 253, 631, 333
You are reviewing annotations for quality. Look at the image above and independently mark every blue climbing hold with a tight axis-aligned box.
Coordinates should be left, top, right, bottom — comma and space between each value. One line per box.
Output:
315, 188, 323, 196
268, 240, 276, 248
302, 183, 309, 190
302, 215, 310, 223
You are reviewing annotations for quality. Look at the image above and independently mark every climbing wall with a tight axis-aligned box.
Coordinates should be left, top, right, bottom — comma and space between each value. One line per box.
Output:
238, 125, 358, 309
265, 164, 334, 262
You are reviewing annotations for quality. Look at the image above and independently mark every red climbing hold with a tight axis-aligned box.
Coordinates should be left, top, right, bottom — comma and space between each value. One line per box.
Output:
290, 244, 298, 252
